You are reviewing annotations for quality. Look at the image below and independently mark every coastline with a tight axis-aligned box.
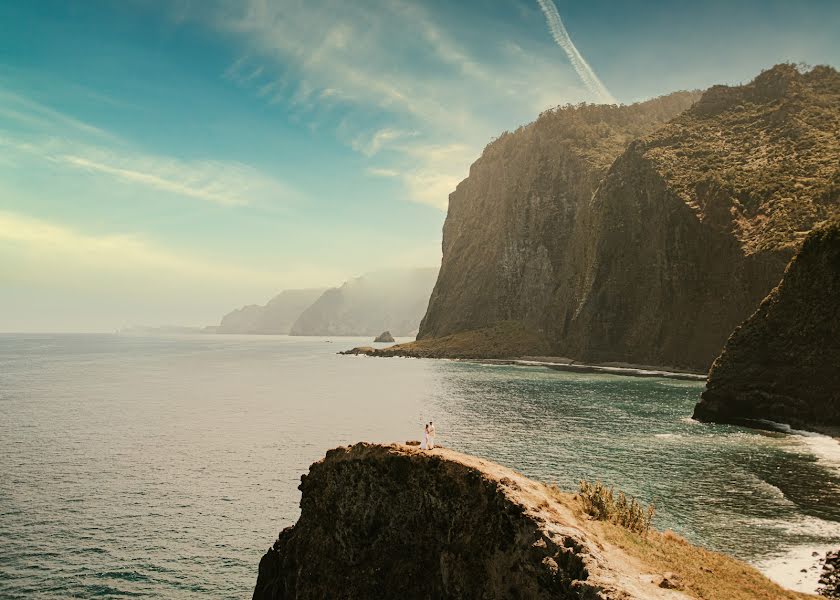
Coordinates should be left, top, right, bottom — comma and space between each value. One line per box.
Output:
469, 357, 707, 381
340, 345, 707, 382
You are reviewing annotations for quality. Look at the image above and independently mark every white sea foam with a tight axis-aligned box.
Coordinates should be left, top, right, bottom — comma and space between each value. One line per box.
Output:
745, 514, 840, 539
757, 419, 840, 475
755, 543, 835, 594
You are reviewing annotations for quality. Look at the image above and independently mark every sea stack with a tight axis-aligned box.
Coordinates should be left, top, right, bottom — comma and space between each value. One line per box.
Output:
694, 220, 840, 433
374, 330, 395, 343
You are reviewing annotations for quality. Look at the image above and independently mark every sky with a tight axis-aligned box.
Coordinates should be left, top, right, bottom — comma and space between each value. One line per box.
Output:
1, 0, 838, 332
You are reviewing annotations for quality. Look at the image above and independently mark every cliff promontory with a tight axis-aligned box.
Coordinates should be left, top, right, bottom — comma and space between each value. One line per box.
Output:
253, 443, 811, 600
289, 268, 438, 337
218, 288, 325, 334
419, 64, 840, 371
694, 220, 840, 432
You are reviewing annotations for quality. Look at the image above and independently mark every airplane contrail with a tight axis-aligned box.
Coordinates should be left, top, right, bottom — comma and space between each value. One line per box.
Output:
536, 0, 616, 104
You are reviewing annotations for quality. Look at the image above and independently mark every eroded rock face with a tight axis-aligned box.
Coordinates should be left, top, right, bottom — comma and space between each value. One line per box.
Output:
694, 220, 840, 431
253, 444, 650, 600
419, 91, 702, 347
419, 64, 840, 371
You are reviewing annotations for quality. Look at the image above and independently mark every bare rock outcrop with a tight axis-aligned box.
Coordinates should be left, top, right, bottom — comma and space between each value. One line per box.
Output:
693, 220, 840, 432
374, 330, 395, 343
253, 444, 668, 600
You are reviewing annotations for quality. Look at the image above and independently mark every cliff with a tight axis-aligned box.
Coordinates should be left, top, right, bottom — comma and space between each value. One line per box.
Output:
693, 220, 840, 432
419, 91, 702, 345
218, 288, 325, 334
253, 443, 813, 600
289, 268, 437, 337
419, 64, 840, 371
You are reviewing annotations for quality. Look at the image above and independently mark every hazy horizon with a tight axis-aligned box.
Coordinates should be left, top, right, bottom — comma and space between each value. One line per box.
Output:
2, 0, 839, 332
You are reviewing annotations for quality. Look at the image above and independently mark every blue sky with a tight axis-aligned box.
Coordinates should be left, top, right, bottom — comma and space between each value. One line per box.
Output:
1, 0, 838, 331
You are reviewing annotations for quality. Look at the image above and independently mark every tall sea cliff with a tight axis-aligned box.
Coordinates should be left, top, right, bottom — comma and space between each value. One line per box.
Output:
418, 64, 840, 371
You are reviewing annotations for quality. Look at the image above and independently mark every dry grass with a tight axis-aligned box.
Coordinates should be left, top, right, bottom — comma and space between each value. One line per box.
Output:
545, 482, 816, 599
577, 480, 655, 535
598, 522, 816, 600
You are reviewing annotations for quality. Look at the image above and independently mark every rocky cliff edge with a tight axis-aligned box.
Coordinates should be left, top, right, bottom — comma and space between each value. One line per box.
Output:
253, 443, 812, 600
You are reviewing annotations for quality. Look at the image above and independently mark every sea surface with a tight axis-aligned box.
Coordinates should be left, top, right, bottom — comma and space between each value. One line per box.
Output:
1, 333, 839, 598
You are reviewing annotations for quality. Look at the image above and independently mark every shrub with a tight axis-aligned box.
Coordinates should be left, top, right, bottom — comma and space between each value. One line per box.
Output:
577, 480, 655, 535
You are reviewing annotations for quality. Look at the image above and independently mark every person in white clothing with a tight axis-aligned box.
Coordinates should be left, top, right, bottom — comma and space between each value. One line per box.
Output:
428, 421, 436, 449
420, 423, 429, 450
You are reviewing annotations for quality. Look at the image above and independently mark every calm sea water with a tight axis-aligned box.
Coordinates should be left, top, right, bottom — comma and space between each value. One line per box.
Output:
1, 333, 838, 598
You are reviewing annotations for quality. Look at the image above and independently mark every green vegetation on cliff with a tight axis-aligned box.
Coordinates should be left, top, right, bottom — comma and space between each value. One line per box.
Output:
643, 63, 840, 254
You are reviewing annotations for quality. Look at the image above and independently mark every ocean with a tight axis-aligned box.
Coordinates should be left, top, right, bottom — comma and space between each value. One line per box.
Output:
1, 333, 838, 597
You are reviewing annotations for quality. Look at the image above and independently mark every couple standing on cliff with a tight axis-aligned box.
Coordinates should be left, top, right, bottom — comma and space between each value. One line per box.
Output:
421, 421, 436, 450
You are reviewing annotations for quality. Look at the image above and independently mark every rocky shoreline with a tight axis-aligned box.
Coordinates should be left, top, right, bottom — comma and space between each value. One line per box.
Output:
340, 345, 706, 382
819, 550, 840, 598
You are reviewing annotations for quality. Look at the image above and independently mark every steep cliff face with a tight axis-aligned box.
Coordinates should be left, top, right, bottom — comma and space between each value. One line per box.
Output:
693, 220, 840, 431
556, 64, 840, 369
289, 268, 437, 337
254, 444, 645, 599
218, 289, 325, 334
253, 443, 808, 600
419, 64, 840, 371
419, 92, 702, 341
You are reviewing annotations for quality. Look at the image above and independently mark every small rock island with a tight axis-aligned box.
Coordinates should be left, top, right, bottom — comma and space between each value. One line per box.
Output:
374, 330, 395, 343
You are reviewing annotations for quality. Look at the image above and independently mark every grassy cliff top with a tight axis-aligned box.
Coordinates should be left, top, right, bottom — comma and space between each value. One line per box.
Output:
641, 63, 840, 254
475, 90, 703, 176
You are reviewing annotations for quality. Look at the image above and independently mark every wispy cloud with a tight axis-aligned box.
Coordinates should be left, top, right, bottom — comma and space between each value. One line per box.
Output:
366, 167, 400, 178
351, 128, 417, 157
0, 209, 273, 284
57, 152, 291, 207
172, 0, 591, 210
0, 90, 298, 208
0, 89, 116, 140
536, 0, 616, 104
